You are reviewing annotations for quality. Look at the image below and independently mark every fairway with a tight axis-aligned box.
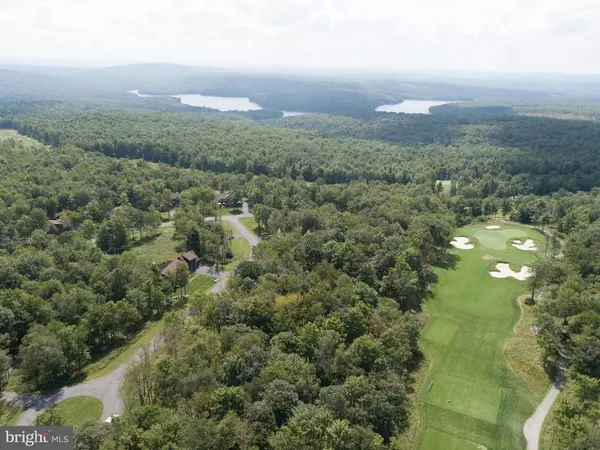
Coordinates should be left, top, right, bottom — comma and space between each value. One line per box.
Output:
425, 374, 501, 424
419, 428, 486, 450
416, 222, 548, 450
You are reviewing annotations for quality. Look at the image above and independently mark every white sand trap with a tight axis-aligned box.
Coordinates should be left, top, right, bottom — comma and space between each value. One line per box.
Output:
450, 237, 474, 249
486, 225, 501, 230
490, 263, 532, 281
512, 239, 537, 251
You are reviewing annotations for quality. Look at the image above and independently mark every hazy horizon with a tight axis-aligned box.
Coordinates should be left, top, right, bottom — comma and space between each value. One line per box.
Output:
2, 0, 600, 75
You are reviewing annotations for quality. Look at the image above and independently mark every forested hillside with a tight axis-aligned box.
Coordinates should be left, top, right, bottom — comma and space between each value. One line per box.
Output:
4, 108, 600, 194
98, 179, 454, 449
0, 136, 244, 390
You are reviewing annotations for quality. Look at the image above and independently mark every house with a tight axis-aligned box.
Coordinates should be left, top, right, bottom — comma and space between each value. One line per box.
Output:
215, 191, 231, 206
44, 219, 72, 235
160, 259, 186, 276
160, 250, 201, 276
170, 192, 181, 208
178, 250, 200, 272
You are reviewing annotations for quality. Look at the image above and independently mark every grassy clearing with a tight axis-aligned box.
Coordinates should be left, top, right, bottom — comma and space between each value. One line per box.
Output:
415, 222, 550, 450
436, 180, 452, 195
0, 129, 41, 148
188, 274, 216, 295
220, 207, 243, 216
221, 221, 251, 271
53, 397, 103, 425
126, 225, 180, 265
224, 236, 250, 271
0, 401, 23, 426
239, 217, 269, 238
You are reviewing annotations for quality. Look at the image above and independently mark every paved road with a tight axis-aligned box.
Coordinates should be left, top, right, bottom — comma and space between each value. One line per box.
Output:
523, 353, 567, 450
3, 205, 258, 425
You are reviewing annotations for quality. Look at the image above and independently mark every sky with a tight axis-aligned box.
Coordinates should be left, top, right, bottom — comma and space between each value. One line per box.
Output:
1, 0, 600, 74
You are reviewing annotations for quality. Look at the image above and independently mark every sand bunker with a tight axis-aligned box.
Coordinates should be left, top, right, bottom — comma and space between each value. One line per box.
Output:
450, 237, 474, 250
489, 263, 532, 281
512, 239, 537, 251
486, 225, 501, 230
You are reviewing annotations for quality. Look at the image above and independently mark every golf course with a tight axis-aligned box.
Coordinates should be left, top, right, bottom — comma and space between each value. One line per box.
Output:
416, 222, 548, 450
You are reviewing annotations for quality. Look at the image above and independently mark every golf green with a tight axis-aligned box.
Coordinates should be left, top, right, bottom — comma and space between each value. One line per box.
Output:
415, 222, 546, 450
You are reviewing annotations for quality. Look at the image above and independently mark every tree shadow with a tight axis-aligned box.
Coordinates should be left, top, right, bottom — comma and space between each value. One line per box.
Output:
434, 253, 461, 270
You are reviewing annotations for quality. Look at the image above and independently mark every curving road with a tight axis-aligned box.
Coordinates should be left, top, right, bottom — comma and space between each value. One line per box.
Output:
523, 353, 567, 450
2, 205, 258, 425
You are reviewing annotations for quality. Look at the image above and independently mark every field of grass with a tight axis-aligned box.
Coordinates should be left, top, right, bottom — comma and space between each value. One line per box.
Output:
436, 180, 452, 195
239, 217, 269, 238
126, 225, 180, 265
0, 401, 22, 426
225, 235, 251, 270
415, 221, 550, 450
221, 221, 251, 270
188, 274, 216, 295
53, 397, 103, 425
220, 207, 243, 216
0, 129, 42, 148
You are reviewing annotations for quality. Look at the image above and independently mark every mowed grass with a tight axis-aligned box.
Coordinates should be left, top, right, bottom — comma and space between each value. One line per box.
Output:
126, 225, 180, 265
188, 274, 216, 295
222, 221, 251, 271
419, 427, 485, 450
53, 397, 103, 425
416, 222, 549, 450
239, 217, 269, 238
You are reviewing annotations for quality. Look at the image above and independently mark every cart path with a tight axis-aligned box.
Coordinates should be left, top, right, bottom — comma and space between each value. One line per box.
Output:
523, 353, 566, 450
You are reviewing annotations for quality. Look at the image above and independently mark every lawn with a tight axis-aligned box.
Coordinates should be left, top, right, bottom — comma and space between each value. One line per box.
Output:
220, 206, 244, 216
53, 397, 103, 425
126, 225, 180, 265
222, 221, 251, 270
225, 235, 251, 270
415, 222, 551, 450
187, 274, 216, 295
239, 217, 269, 238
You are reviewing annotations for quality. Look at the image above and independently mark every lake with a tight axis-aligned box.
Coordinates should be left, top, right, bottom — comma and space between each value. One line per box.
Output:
129, 90, 307, 116
376, 100, 455, 114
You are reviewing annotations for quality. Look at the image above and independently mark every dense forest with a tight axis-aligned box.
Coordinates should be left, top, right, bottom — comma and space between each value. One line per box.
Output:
3, 107, 600, 195
0, 137, 244, 390
87, 179, 454, 449
2, 64, 600, 449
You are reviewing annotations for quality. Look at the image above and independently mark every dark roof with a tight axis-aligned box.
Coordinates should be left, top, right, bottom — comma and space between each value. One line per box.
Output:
179, 250, 199, 262
160, 259, 185, 275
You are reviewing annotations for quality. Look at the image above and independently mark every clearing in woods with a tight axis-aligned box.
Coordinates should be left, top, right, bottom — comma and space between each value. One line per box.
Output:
415, 222, 550, 450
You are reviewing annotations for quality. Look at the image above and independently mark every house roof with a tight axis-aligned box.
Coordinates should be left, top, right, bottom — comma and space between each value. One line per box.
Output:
215, 191, 230, 202
171, 192, 181, 200
160, 259, 185, 275
179, 250, 199, 262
